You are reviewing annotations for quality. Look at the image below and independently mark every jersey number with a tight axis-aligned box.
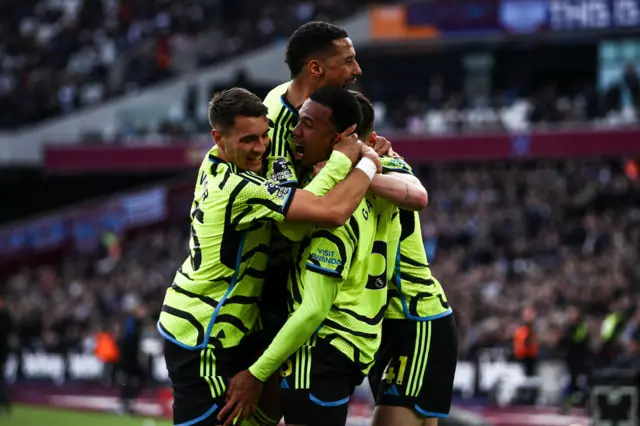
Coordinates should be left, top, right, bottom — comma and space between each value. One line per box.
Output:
385, 356, 408, 385
366, 240, 388, 290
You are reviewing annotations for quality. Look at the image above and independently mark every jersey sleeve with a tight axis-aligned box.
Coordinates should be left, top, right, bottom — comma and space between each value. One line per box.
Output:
303, 150, 352, 196
381, 155, 413, 175
266, 121, 298, 186
305, 225, 356, 280
265, 154, 298, 187
248, 271, 339, 382
228, 172, 296, 230
274, 151, 352, 243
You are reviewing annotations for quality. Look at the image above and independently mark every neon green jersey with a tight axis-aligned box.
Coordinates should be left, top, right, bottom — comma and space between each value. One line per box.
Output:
289, 193, 400, 374
158, 147, 296, 350
381, 156, 452, 320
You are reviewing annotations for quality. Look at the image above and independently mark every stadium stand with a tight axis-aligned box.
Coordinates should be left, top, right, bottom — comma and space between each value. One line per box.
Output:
0, 0, 375, 130
5, 158, 640, 367
4, 1, 640, 425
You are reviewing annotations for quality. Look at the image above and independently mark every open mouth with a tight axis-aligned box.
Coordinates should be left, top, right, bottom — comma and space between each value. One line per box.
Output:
343, 78, 357, 88
294, 143, 305, 161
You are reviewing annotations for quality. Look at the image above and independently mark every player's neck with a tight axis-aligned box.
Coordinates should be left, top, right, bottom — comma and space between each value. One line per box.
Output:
287, 77, 320, 109
215, 146, 230, 164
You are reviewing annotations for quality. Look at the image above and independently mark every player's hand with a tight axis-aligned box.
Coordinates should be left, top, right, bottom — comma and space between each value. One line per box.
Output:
388, 146, 402, 159
372, 135, 392, 156
333, 124, 362, 165
218, 370, 263, 426
361, 144, 382, 174
313, 161, 327, 177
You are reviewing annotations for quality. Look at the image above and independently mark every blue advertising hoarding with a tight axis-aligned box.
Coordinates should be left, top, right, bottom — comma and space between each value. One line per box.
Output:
398, 0, 640, 37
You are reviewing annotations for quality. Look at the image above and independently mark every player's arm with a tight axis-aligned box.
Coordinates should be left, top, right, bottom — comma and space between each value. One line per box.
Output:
284, 139, 381, 228
285, 158, 375, 228
247, 224, 354, 381
370, 155, 428, 211
249, 271, 339, 381
370, 172, 428, 211
274, 149, 355, 242
219, 226, 355, 425
229, 144, 377, 230
218, 271, 338, 425
264, 114, 298, 187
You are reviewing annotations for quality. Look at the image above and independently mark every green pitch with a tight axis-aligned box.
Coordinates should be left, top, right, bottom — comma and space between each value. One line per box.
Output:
5, 405, 173, 426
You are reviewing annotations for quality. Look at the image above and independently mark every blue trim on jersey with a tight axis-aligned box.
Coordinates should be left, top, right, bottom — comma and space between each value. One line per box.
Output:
279, 179, 298, 186
394, 247, 453, 322
280, 96, 298, 116
382, 166, 411, 175
158, 232, 248, 350
309, 394, 350, 407
175, 403, 219, 426
306, 262, 341, 277
282, 187, 295, 213
414, 404, 448, 418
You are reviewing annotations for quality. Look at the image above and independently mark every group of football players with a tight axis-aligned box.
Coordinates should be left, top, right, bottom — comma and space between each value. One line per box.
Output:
157, 22, 458, 426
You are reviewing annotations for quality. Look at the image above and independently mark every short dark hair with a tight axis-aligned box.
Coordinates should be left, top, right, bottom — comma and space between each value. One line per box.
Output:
350, 90, 375, 138
309, 86, 362, 134
208, 87, 268, 131
286, 22, 349, 78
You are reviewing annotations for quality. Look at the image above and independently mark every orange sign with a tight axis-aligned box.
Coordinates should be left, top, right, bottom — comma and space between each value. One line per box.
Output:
369, 5, 440, 40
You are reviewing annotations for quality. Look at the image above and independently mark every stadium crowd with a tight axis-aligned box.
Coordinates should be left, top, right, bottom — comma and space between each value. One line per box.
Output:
100, 62, 640, 143
0, 0, 371, 129
4, 158, 640, 366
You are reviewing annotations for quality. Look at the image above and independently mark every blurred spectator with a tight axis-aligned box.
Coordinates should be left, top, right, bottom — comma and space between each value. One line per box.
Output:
94, 325, 120, 388
0, 294, 12, 415
118, 303, 149, 415
558, 305, 589, 411
2, 158, 640, 373
514, 307, 538, 377
0, 0, 368, 129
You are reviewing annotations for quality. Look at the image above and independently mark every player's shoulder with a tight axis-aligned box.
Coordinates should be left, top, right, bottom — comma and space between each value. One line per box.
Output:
381, 155, 413, 175
264, 81, 292, 120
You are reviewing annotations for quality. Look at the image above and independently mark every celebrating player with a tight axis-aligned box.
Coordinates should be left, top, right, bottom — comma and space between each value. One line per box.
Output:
354, 91, 459, 426
157, 87, 377, 426
264, 21, 363, 188
258, 20, 368, 375
219, 87, 396, 426
259, 20, 423, 353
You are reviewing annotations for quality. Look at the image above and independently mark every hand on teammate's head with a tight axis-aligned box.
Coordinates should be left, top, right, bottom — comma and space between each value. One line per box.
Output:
332, 123, 362, 165
388, 146, 402, 159
361, 144, 382, 173
372, 135, 393, 156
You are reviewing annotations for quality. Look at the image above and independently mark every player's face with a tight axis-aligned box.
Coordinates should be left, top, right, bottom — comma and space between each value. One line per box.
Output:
213, 116, 270, 173
320, 38, 361, 88
292, 100, 336, 168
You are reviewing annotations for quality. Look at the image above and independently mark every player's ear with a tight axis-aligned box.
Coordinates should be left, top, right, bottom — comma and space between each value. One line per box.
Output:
307, 59, 323, 78
212, 129, 224, 148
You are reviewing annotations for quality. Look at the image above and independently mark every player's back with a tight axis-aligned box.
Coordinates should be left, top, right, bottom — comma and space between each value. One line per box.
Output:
158, 147, 293, 350
290, 192, 399, 374
380, 156, 451, 321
